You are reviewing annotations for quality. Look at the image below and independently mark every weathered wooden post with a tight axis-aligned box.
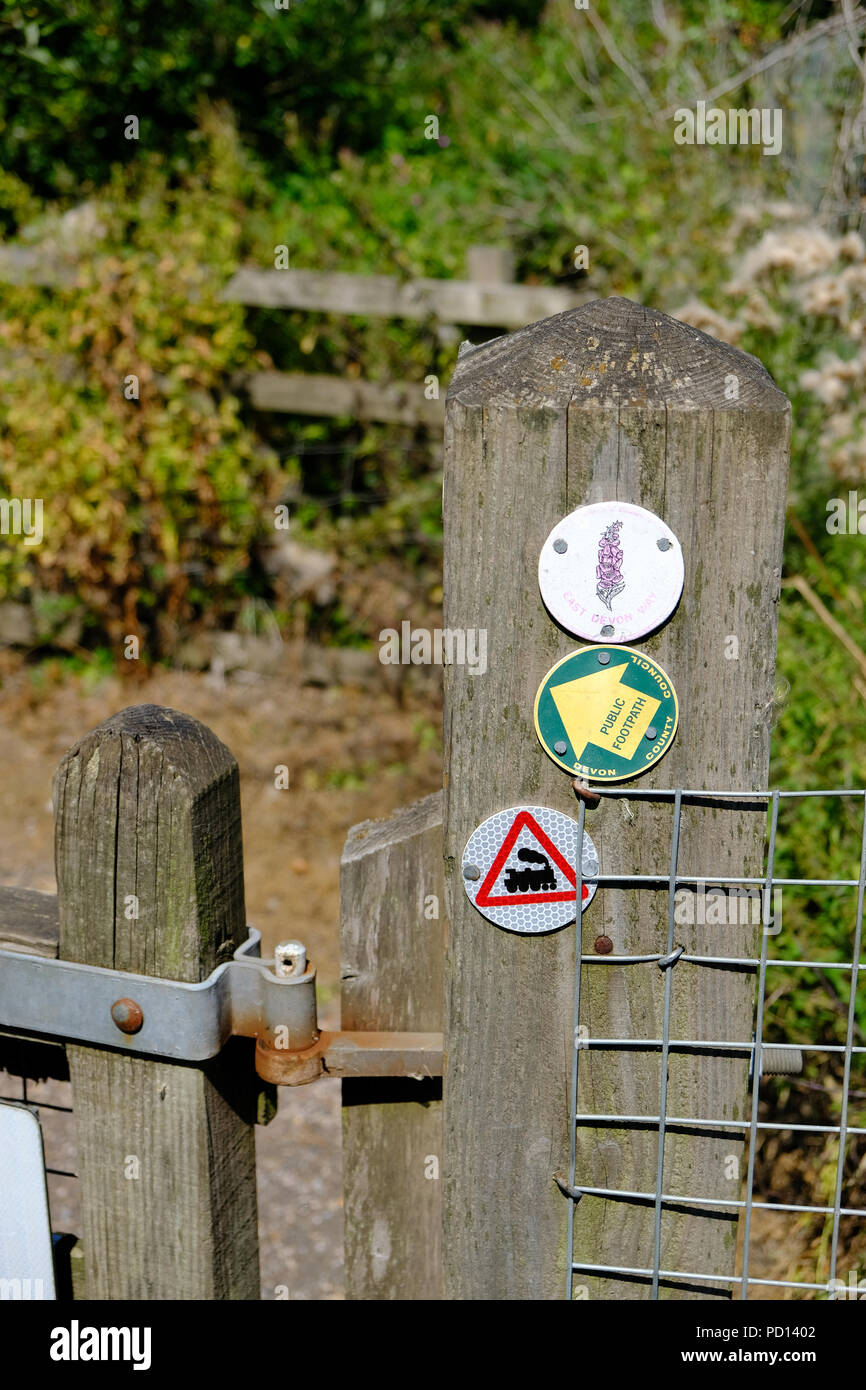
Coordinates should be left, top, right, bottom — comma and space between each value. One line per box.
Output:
442, 297, 790, 1298
341, 792, 445, 1299
54, 704, 261, 1299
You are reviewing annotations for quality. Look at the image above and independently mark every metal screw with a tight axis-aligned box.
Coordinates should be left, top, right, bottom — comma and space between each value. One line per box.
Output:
645, 726, 657, 740
657, 538, 672, 552
593, 936, 614, 955
463, 863, 480, 881
600, 625, 615, 638
597, 651, 610, 665
553, 538, 568, 554
554, 740, 568, 755
110, 998, 144, 1035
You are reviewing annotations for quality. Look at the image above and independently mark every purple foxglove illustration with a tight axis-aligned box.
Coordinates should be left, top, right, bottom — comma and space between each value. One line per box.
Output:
596, 519, 625, 610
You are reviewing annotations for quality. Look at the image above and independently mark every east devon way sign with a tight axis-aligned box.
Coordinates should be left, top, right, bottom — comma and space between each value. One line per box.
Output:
534, 644, 679, 782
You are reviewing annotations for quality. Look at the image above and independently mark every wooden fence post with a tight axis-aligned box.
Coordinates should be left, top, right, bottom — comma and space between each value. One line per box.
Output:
341, 792, 445, 1299
54, 704, 261, 1299
442, 297, 790, 1299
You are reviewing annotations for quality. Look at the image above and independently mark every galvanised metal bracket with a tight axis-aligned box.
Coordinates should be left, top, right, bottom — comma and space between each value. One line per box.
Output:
0, 933, 442, 1086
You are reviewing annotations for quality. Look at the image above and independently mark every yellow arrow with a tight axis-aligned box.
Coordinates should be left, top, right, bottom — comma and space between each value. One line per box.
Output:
550, 662, 660, 762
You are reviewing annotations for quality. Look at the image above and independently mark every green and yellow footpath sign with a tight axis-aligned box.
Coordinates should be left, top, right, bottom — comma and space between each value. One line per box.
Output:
534, 645, 678, 782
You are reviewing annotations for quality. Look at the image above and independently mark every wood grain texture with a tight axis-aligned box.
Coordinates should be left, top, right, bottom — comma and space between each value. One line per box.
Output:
442, 297, 790, 1300
54, 704, 260, 1300
341, 792, 445, 1300
0, 886, 58, 957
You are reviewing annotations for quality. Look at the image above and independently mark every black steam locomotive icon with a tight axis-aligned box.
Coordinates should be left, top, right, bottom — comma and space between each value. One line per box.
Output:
503, 847, 557, 893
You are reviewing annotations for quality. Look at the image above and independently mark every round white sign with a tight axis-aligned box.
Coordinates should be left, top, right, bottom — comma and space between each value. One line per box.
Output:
538, 501, 684, 643
461, 805, 598, 934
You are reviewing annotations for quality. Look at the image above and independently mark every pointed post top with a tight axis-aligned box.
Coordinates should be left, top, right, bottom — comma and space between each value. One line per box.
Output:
448, 296, 789, 412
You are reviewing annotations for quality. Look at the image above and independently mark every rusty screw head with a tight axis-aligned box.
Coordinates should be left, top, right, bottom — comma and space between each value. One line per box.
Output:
110, 997, 144, 1035
593, 936, 614, 955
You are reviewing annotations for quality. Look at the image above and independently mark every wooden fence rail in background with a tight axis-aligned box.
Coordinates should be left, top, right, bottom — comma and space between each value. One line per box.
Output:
0, 234, 585, 427
223, 245, 587, 425
231, 368, 447, 426
222, 262, 583, 328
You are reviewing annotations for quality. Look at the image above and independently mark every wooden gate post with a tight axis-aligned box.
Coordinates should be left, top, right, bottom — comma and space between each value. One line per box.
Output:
442, 298, 790, 1299
54, 704, 261, 1299
341, 792, 445, 1299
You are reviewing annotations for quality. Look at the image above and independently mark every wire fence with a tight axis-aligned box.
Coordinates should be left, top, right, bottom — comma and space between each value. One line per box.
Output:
134, 436, 442, 544
565, 786, 866, 1300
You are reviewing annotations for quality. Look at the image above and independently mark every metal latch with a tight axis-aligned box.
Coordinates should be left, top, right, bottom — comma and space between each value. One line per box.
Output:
0, 933, 442, 1086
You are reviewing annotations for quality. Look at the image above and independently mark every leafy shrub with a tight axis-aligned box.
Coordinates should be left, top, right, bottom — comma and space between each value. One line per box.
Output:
674, 208, 866, 1075
0, 107, 283, 659
0, 0, 542, 208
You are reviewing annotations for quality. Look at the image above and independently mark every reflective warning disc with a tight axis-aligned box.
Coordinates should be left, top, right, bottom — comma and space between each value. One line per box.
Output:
461, 805, 598, 933
535, 645, 678, 782
538, 501, 684, 643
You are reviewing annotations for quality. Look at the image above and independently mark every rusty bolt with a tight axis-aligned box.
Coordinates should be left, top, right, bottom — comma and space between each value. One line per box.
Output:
593, 936, 614, 955
110, 997, 144, 1035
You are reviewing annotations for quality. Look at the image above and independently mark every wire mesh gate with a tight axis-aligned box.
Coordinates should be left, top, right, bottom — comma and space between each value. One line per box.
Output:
564, 786, 866, 1300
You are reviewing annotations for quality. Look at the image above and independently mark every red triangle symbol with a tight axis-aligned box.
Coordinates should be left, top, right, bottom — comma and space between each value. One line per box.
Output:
475, 810, 590, 908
